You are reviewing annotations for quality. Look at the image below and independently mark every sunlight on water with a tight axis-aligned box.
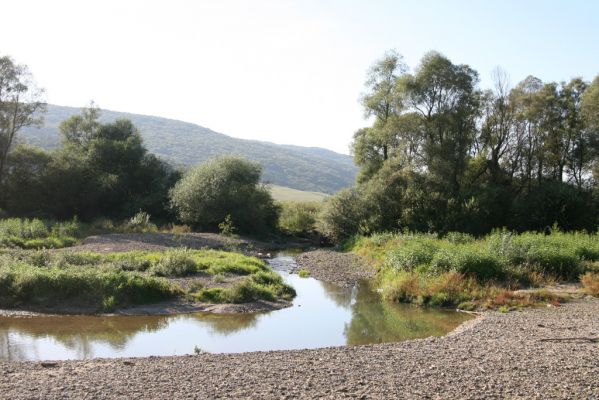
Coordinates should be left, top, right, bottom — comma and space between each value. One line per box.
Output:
0, 253, 471, 361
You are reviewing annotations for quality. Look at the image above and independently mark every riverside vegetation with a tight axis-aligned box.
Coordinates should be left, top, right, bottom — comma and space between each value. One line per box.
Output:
0, 248, 295, 312
1, 51, 599, 313
349, 230, 599, 310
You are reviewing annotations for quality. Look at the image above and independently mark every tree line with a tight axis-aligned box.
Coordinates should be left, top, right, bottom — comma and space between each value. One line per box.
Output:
0, 55, 280, 234
319, 50, 599, 242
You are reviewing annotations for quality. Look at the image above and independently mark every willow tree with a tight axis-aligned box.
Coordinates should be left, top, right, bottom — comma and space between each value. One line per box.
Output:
0, 55, 45, 184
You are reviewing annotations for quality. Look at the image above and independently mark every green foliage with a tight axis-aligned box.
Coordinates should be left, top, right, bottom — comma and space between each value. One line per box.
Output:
19, 105, 357, 195
321, 51, 599, 243
298, 269, 311, 278
355, 231, 598, 289
278, 201, 321, 236
148, 248, 198, 277
170, 156, 280, 235
0, 218, 81, 249
1, 107, 180, 221
125, 211, 158, 233
218, 214, 237, 237
318, 188, 368, 243
0, 261, 175, 310
0, 248, 294, 309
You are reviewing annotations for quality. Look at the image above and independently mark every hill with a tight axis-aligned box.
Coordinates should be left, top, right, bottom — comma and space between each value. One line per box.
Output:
18, 104, 357, 194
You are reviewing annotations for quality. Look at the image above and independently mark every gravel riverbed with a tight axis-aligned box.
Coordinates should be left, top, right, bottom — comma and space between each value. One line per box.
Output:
1, 298, 597, 399
295, 250, 376, 287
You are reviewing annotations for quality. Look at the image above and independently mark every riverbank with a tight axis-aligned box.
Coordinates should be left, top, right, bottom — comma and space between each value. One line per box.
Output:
63, 232, 314, 255
1, 297, 597, 399
295, 249, 376, 287
0, 248, 295, 315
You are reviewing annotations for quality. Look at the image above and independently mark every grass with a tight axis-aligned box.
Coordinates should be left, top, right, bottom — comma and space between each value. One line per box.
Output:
192, 270, 295, 304
349, 230, 599, 310
0, 259, 176, 311
0, 218, 82, 249
0, 248, 295, 310
298, 269, 311, 278
269, 185, 329, 203
581, 272, 599, 296
278, 201, 322, 236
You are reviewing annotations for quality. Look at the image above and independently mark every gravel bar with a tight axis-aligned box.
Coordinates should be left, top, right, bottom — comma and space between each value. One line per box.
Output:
295, 250, 376, 287
2, 299, 598, 399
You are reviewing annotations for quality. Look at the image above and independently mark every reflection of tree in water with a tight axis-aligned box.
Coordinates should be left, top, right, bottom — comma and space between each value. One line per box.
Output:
0, 315, 170, 360
319, 281, 354, 308
0, 328, 28, 361
344, 286, 472, 346
189, 313, 259, 336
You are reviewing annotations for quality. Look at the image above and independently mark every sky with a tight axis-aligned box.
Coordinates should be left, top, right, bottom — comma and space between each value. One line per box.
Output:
2, 0, 598, 154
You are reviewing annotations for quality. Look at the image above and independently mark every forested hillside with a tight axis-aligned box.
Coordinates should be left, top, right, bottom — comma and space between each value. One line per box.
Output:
19, 104, 357, 194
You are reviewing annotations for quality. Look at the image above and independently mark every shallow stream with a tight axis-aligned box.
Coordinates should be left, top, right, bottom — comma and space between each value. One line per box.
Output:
0, 253, 470, 361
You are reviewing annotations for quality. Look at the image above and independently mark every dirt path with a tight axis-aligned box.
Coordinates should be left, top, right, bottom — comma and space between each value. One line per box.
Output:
1, 298, 597, 399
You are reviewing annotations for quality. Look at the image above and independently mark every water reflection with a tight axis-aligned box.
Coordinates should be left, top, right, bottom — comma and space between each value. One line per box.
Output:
0, 254, 471, 361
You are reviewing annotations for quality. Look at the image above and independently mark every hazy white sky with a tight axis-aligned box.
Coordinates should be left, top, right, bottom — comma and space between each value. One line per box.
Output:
2, 0, 598, 154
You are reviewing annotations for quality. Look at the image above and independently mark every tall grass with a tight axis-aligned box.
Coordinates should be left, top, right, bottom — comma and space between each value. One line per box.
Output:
0, 260, 176, 311
0, 218, 82, 249
0, 248, 294, 310
352, 230, 599, 308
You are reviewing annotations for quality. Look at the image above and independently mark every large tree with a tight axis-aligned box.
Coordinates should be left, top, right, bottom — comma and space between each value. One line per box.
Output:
0, 56, 45, 184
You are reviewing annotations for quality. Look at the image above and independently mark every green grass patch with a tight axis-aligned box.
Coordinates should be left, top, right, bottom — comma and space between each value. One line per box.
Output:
298, 269, 311, 278
0, 261, 176, 311
350, 230, 599, 309
0, 248, 295, 309
0, 218, 82, 250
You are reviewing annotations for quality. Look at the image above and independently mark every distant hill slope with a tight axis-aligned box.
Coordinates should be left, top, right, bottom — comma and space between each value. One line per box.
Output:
18, 104, 357, 194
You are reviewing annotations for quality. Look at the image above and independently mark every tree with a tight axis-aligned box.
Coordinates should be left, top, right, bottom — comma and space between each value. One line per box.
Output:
1, 106, 179, 220
353, 50, 408, 181
0, 55, 45, 184
169, 156, 280, 234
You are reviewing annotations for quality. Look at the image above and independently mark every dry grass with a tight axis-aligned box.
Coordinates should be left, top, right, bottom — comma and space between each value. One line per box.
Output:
581, 272, 599, 296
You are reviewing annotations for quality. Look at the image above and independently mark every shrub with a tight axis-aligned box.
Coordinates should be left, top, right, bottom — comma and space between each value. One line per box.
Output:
298, 269, 310, 278
169, 156, 280, 235
149, 249, 198, 277
195, 287, 225, 303
224, 278, 276, 303
125, 211, 157, 233
317, 188, 367, 243
388, 239, 438, 272
278, 202, 321, 236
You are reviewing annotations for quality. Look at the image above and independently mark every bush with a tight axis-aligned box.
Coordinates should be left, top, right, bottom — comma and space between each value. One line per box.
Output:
278, 202, 321, 236
125, 211, 157, 233
318, 188, 367, 243
0, 218, 80, 249
169, 156, 280, 235
149, 248, 198, 277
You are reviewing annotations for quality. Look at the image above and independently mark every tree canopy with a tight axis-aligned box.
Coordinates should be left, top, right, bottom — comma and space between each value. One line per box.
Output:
321, 50, 599, 242
169, 155, 280, 234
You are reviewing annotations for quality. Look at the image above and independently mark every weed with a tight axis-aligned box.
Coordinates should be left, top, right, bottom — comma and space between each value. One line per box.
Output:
581, 272, 599, 296
298, 269, 311, 278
